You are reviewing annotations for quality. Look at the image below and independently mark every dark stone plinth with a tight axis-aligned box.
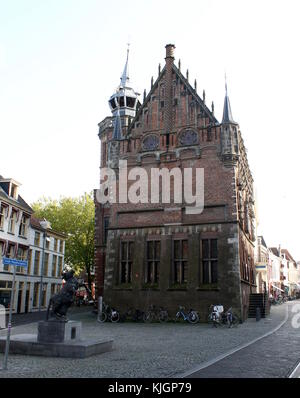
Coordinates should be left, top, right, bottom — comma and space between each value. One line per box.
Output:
0, 334, 113, 358
37, 320, 81, 343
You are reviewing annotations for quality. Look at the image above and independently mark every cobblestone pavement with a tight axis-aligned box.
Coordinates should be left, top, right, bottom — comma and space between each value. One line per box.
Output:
186, 301, 300, 378
0, 302, 296, 378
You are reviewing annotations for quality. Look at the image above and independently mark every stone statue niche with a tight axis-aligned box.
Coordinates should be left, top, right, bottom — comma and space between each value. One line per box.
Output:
46, 269, 79, 322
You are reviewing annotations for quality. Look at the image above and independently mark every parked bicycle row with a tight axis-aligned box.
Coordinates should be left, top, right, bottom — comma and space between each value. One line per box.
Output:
95, 304, 200, 324
95, 303, 239, 327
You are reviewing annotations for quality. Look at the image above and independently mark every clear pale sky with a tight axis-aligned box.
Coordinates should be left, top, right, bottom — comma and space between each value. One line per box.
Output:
1, 0, 299, 259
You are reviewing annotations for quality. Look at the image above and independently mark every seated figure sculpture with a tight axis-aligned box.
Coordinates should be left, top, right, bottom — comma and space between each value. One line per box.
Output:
46, 269, 79, 322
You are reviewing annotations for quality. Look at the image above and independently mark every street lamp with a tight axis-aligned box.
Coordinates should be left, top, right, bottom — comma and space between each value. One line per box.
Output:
38, 231, 50, 312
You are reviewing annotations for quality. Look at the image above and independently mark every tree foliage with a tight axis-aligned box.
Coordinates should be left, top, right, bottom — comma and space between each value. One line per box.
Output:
31, 193, 95, 291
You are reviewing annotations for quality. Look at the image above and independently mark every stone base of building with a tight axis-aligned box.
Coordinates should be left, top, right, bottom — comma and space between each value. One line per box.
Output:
0, 320, 113, 358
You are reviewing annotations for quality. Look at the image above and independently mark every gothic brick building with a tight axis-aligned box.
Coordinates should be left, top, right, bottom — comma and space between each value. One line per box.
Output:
94, 44, 256, 321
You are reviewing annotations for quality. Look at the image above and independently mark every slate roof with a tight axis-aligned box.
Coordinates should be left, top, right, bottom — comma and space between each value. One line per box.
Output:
0, 174, 33, 214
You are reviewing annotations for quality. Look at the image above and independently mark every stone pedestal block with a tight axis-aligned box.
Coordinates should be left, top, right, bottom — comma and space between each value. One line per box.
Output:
37, 321, 82, 343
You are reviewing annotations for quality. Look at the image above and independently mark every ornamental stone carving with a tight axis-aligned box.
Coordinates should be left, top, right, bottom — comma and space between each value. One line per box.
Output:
178, 129, 198, 146
142, 134, 159, 151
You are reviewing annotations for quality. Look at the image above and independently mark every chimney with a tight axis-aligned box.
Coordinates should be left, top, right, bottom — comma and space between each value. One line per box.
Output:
164, 44, 175, 146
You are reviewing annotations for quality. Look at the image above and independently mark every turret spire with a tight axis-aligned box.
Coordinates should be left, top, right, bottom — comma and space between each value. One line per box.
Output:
222, 77, 236, 124
120, 44, 130, 88
108, 45, 140, 127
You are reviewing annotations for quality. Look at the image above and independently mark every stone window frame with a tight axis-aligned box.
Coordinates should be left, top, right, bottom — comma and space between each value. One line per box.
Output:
119, 240, 134, 285
201, 238, 218, 285
172, 239, 188, 285
145, 240, 161, 285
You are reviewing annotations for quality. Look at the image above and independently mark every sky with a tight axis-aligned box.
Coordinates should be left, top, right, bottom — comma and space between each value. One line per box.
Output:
0, 0, 299, 259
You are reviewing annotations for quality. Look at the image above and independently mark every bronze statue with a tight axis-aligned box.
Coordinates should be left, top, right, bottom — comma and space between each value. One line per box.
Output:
46, 269, 79, 322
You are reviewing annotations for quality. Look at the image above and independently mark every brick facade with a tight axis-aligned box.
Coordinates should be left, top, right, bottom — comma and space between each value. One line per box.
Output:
94, 44, 256, 321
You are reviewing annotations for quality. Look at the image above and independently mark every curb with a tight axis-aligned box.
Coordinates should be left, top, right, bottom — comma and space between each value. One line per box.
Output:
289, 361, 300, 378
177, 304, 289, 378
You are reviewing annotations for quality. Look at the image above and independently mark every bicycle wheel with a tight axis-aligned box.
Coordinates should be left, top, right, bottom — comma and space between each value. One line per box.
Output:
110, 311, 120, 323
174, 312, 181, 322
97, 312, 107, 323
159, 311, 169, 323
232, 314, 240, 326
188, 311, 199, 324
143, 311, 153, 323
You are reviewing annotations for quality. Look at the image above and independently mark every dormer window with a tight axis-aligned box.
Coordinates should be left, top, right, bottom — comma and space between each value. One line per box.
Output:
10, 184, 18, 199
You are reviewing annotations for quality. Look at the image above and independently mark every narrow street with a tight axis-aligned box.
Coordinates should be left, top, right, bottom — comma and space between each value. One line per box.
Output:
184, 301, 300, 378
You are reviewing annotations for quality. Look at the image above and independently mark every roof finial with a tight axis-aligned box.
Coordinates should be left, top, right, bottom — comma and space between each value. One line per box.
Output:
211, 101, 214, 115
120, 44, 130, 88
158, 63, 161, 75
203, 89, 206, 104
186, 69, 189, 81
151, 76, 154, 88
178, 59, 181, 71
143, 89, 146, 102
225, 72, 228, 96
194, 79, 197, 91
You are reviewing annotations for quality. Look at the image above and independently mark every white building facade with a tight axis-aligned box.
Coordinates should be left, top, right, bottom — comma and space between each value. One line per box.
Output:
0, 175, 65, 314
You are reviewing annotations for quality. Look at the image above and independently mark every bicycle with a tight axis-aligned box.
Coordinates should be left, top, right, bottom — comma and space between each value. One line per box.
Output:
143, 305, 169, 323
97, 303, 120, 323
208, 305, 239, 328
174, 306, 199, 324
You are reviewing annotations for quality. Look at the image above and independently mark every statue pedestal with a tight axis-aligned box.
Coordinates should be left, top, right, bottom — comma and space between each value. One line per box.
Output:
37, 321, 82, 343
0, 319, 113, 358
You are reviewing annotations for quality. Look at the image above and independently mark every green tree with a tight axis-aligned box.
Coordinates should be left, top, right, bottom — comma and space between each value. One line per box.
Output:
31, 193, 95, 294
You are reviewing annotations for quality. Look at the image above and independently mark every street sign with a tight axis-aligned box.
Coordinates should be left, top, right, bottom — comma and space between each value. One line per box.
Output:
2, 257, 28, 268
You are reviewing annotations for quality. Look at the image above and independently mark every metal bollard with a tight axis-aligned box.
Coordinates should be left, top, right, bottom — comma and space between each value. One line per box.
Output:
256, 307, 261, 322
97, 296, 103, 321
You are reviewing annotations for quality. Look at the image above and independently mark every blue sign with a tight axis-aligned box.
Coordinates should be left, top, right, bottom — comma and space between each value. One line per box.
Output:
3, 257, 28, 268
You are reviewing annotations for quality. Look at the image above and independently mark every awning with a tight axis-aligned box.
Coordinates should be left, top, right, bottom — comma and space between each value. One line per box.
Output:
271, 284, 284, 292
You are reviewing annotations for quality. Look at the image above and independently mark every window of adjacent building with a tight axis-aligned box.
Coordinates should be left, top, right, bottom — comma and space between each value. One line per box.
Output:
53, 238, 58, 252
59, 240, 64, 253
16, 246, 28, 273
43, 253, 49, 276
42, 283, 47, 307
202, 239, 218, 284
120, 241, 134, 284
45, 237, 50, 250
51, 283, 56, 296
19, 215, 28, 237
0, 205, 6, 230
33, 251, 40, 275
27, 249, 32, 275
8, 210, 17, 234
146, 241, 160, 285
0, 241, 4, 257
33, 283, 40, 307
173, 240, 188, 284
34, 232, 40, 246
4, 244, 15, 271
52, 255, 57, 277
57, 256, 63, 277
